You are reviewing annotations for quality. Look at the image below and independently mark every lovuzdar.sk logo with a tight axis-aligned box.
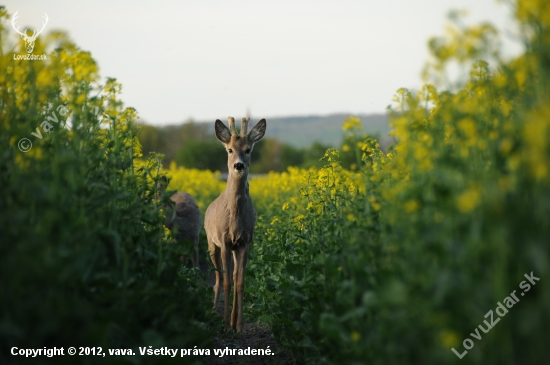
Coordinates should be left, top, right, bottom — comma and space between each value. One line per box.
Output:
12, 10, 49, 61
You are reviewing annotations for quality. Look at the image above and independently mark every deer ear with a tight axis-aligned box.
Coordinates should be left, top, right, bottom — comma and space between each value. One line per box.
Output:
214, 119, 231, 144
248, 119, 266, 144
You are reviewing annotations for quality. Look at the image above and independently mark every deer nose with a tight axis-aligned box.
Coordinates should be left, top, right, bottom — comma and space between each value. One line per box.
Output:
234, 162, 244, 171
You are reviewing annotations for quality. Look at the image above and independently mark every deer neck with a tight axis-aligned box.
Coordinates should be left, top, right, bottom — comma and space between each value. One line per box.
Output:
225, 172, 249, 206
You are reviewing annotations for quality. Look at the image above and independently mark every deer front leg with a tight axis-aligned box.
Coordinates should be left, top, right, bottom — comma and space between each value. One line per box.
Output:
221, 247, 232, 329
231, 250, 238, 330
231, 246, 248, 333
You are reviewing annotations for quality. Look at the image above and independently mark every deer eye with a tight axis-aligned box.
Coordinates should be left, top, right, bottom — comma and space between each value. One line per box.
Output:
245, 148, 251, 154
228, 148, 233, 154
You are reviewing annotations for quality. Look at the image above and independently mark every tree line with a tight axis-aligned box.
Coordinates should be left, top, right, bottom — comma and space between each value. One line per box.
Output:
136, 118, 378, 173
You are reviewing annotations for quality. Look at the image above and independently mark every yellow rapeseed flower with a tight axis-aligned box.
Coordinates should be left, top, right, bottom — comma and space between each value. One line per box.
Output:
499, 138, 513, 155
457, 187, 480, 213
343, 116, 362, 132
522, 105, 550, 180
405, 200, 419, 212
458, 118, 477, 139
439, 330, 459, 348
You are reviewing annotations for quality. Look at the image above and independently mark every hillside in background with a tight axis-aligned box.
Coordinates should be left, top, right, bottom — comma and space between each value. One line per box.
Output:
260, 113, 390, 148
137, 113, 392, 170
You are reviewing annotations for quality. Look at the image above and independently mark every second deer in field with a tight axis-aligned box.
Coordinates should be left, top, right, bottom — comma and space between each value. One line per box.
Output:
205, 116, 266, 332
157, 175, 202, 268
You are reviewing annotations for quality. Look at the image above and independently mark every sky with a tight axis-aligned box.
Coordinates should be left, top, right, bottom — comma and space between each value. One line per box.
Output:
5, 0, 522, 126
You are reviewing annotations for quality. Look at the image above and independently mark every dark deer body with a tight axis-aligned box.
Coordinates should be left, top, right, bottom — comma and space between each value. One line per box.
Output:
204, 117, 266, 332
157, 176, 202, 268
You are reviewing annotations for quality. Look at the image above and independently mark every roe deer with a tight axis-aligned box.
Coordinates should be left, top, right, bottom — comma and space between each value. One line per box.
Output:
205, 116, 266, 332
157, 175, 202, 268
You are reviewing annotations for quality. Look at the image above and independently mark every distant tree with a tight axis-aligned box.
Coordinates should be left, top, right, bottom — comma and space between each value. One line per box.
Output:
138, 120, 334, 173
255, 141, 306, 173
137, 119, 212, 166
301, 141, 331, 169
179, 120, 210, 140
158, 120, 209, 165
175, 139, 227, 171
281, 144, 304, 168
137, 124, 160, 158
250, 138, 284, 173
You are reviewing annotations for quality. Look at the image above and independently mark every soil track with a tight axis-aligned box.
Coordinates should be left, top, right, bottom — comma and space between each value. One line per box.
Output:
199, 263, 291, 365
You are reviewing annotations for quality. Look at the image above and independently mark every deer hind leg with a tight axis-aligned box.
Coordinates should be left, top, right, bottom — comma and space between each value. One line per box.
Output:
208, 240, 222, 313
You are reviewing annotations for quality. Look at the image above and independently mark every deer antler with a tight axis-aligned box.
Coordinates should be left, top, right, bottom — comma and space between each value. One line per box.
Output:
11, 11, 26, 37
228, 116, 237, 136
241, 117, 249, 136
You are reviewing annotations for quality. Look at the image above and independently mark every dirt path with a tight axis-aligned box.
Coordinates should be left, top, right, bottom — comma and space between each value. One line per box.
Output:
199, 263, 291, 365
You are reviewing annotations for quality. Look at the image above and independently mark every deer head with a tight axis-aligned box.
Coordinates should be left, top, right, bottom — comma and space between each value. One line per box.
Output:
12, 11, 49, 54
214, 117, 266, 177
